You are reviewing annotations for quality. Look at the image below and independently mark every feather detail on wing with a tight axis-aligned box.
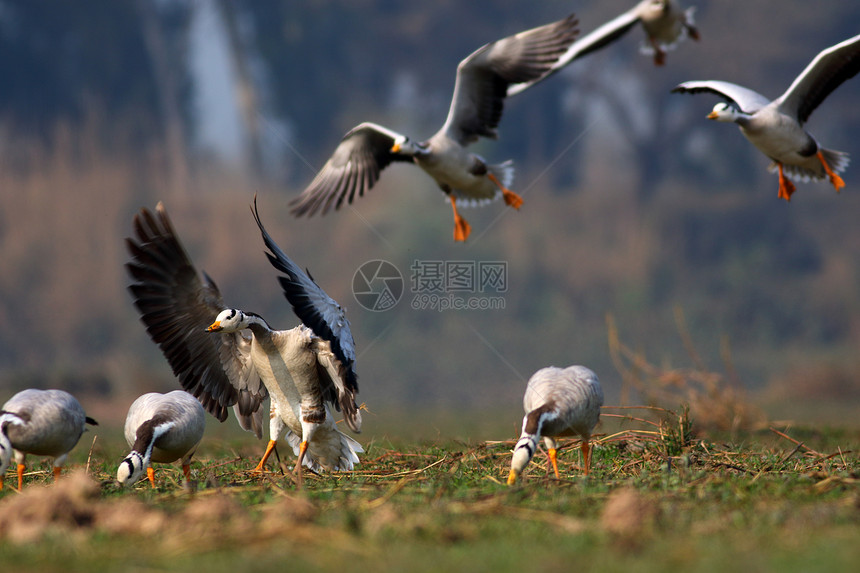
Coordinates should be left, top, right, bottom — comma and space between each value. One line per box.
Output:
252, 197, 359, 397
125, 203, 267, 437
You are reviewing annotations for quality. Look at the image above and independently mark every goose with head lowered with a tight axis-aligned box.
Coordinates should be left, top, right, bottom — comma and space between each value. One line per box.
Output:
289, 14, 580, 242
117, 390, 206, 488
673, 34, 860, 201
508, 0, 698, 96
508, 366, 603, 485
1, 389, 98, 491
125, 199, 362, 485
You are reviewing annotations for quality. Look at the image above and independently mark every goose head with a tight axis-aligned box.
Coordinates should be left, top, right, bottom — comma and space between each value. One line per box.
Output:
116, 451, 145, 487
707, 102, 746, 123
206, 308, 250, 333
390, 135, 423, 156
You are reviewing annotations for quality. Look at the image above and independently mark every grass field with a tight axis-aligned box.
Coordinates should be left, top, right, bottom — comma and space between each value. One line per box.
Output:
0, 410, 857, 573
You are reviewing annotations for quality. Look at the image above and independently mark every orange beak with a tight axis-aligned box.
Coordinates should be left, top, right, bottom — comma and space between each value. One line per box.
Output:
206, 321, 222, 332
706, 111, 719, 120
390, 143, 401, 153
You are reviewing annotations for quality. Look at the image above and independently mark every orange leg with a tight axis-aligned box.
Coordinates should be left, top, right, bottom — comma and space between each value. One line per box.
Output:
817, 151, 845, 192
547, 447, 560, 479
53, 466, 62, 482
581, 439, 592, 475
450, 197, 472, 242
294, 441, 309, 487
147, 466, 156, 488
777, 163, 796, 201
253, 439, 278, 473
487, 173, 523, 210
17, 463, 25, 491
182, 464, 191, 482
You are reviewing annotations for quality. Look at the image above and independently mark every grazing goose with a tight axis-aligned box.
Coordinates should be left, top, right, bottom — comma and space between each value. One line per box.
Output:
117, 391, 206, 488
0, 389, 98, 490
673, 34, 860, 201
126, 200, 362, 485
507, 366, 603, 485
508, 0, 698, 96
289, 15, 580, 242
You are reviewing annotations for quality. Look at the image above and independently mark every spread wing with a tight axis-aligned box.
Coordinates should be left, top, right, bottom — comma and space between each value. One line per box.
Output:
508, 10, 639, 96
775, 33, 860, 124
126, 202, 267, 437
672, 80, 772, 114
252, 197, 358, 396
290, 122, 414, 217
440, 14, 579, 145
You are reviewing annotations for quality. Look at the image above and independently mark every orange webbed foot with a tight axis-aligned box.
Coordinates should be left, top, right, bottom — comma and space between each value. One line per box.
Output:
777, 163, 796, 201
503, 189, 524, 210
817, 151, 846, 192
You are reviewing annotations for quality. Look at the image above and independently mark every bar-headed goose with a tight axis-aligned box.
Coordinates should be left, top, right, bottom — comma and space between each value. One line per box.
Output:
673, 34, 860, 201
289, 15, 580, 242
508, 1, 697, 96
126, 199, 362, 485
0, 389, 97, 490
117, 391, 206, 488
508, 366, 603, 485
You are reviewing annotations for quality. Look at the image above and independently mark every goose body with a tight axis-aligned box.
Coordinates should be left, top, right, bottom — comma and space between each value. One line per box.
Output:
508, 0, 698, 95
290, 15, 580, 242
117, 390, 206, 487
508, 366, 603, 484
673, 34, 860, 200
126, 200, 362, 484
0, 389, 97, 490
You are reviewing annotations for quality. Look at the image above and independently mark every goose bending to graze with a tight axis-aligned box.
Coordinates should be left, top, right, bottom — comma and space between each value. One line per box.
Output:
117, 391, 206, 488
508, 366, 603, 485
673, 34, 860, 201
0, 389, 98, 491
126, 199, 362, 485
289, 15, 580, 242
508, 1, 697, 96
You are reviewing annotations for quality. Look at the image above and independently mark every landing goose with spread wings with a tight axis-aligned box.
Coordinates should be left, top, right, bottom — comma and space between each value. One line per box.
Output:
673, 34, 860, 200
117, 390, 206, 488
289, 15, 580, 242
126, 200, 362, 484
0, 389, 97, 490
508, 366, 603, 485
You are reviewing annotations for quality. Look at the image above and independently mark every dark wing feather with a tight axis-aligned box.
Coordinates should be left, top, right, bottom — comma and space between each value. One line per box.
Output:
776, 34, 860, 124
290, 122, 414, 217
441, 14, 579, 145
125, 203, 267, 436
253, 197, 358, 394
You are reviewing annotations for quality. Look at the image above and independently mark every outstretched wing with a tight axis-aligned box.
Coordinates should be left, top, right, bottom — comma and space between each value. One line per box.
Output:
776, 34, 860, 124
440, 14, 579, 145
290, 122, 414, 217
252, 197, 358, 395
672, 80, 772, 114
508, 10, 639, 96
126, 203, 267, 437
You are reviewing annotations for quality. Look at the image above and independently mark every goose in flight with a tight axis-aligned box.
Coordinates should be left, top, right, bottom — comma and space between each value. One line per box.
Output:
0, 389, 98, 490
508, 0, 698, 96
673, 34, 860, 201
117, 391, 206, 488
508, 366, 603, 485
289, 14, 580, 242
126, 199, 362, 485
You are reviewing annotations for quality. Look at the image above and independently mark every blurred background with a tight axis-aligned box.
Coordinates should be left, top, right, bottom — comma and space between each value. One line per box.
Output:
1, 0, 859, 439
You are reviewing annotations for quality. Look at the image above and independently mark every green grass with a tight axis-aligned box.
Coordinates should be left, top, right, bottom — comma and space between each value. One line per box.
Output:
0, 424, 858, 573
